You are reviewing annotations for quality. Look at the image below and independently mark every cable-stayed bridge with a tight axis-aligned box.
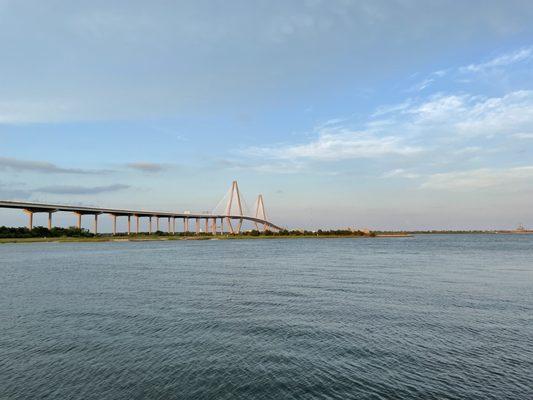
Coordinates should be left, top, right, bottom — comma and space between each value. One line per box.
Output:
0, 181, 283, 234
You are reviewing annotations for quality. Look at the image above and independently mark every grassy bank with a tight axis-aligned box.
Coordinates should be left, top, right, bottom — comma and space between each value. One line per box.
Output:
0, 233, 378, 244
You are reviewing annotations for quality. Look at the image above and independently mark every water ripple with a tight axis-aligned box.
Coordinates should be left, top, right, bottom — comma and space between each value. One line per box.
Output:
1, 235, 532, 399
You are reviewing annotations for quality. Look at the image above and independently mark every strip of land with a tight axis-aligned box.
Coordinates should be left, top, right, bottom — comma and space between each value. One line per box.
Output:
0, 226, 379, 243
0, 234, 382, 244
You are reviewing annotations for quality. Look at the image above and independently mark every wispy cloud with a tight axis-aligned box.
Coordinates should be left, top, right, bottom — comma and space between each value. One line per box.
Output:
0, 156, 104, 174
378, 90, 533, 138
36, 184, 130, 195
126, 162, 165, 173
454, 91, 533, 137
215, 159, 307, 174
371, 100, 412, 117
382, 169, 421, 179
460, 47, 533, 73
246, 128, 422, 161
422, 166, 533, 190
513, 132, 533, 139
409, 78, 435, 92
403, 47, 533, 99
0, 100, 73, 124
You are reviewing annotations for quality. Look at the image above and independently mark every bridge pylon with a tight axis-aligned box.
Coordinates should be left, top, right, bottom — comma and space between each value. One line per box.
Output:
254, 194, 268, 232
225, 180, 244, 233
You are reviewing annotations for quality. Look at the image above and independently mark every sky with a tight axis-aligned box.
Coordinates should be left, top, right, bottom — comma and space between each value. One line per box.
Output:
1, 0, 533, 231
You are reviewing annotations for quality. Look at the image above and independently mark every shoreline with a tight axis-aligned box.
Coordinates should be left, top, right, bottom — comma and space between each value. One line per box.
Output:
3, 232, 531, 244
0, 234, 379, 244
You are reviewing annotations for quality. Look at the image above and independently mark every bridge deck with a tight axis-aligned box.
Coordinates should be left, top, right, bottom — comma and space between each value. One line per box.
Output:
0, 200, 283, 231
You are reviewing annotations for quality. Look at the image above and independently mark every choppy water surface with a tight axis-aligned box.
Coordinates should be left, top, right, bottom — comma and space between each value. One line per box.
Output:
1, 235, 532, 399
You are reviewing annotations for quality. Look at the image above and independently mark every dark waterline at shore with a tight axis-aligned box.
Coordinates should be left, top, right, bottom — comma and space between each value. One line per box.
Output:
1, 235, 532, 399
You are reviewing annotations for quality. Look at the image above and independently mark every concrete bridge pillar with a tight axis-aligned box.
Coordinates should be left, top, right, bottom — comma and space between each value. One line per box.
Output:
149, 217, 152, 234
167, 217, 171, 234
93, 214, 98, 235
48, 212, 53, 230
195, 218, 200, 234
23, 209, 33, 230
135, 215, 140, 234
127, 216, 131, 235
111, 214, 117, 235
156, 217, 160, 232
204, 218, 208, 234
74, 213, 82, 229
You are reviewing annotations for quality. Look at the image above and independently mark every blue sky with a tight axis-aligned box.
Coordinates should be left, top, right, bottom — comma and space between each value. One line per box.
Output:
1, 0, 533, 230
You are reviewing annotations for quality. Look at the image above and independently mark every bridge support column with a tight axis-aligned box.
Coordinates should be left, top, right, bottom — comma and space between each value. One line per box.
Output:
195, 218, 200, 234
184, 218, 188, 233
74, 213, 82, 230
156, 217, 160, 232
135, 215, 140, 234
24, 210, 33, 230
149, 217, 152, 234
204, 218, 208, 234
93, 214, 98, 235
211, 218, 217, 235
127, 216, 131, 235
111, 214, 117, 235
220, 218, 224, 234
168, 217, 171, 234
48, 212, 53, 230
237, 218, 243, 234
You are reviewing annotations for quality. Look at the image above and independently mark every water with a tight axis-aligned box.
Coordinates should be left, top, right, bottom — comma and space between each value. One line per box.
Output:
1, 235, 532, 399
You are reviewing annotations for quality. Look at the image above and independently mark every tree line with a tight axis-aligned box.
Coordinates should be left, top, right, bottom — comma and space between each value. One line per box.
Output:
0, 226, 374, 238
0, 226, 94, 238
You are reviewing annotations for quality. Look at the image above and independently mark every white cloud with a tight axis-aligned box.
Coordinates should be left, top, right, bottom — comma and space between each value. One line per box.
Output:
422, 166, 533, 190
454, 91, 533, 137
453, 146, 482, 155
407, 94, 468, 122
513, 132, 533, 139
381, 90, 533, 138
382, 169, 421, 179
246, 88, 533, 167
460, 47, 533, 73
247, 128, 422, 161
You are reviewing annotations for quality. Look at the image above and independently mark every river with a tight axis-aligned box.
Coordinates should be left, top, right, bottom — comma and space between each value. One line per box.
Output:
1, 235, 532, 399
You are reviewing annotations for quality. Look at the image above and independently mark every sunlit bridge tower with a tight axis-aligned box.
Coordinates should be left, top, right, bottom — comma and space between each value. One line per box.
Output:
254, 194, 268, 232
225, 180, 244, 234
